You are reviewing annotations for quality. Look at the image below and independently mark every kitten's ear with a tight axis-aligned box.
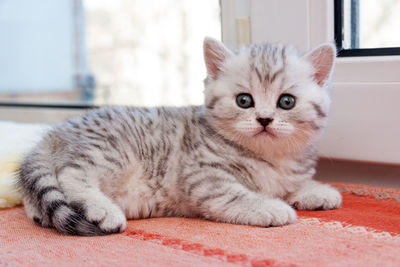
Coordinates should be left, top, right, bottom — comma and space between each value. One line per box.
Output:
304, 43, 336, 86
204, 37, 233, 79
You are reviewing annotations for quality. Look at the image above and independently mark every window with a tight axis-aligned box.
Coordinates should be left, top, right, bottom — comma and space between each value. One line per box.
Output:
335, 0, 400, 56
0, 0, 221, 107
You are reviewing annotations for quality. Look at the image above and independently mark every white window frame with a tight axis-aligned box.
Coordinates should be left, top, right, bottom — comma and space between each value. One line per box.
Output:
222, 0, 400, 164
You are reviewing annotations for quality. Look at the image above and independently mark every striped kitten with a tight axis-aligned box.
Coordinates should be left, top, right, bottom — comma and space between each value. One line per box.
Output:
18, 38, 341, 236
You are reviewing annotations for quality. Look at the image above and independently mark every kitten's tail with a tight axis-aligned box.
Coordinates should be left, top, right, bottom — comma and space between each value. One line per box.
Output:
17, 159, 106, 236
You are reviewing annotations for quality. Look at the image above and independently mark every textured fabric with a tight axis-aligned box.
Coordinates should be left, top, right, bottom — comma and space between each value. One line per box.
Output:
0, 183, 399, 266
0, 121, 50, 208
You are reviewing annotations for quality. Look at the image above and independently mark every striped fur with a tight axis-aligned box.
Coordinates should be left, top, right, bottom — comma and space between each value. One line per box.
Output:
18, 38, 341, 235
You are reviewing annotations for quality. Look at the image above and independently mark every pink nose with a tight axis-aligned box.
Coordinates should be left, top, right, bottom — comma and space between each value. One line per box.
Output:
257, 117, 273, 127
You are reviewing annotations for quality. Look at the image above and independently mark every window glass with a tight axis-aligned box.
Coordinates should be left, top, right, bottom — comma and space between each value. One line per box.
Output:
343, 0, 400, 49
0, 0, 221, 106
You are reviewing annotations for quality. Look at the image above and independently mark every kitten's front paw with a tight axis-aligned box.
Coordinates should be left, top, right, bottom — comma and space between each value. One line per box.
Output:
266, 199, 297, 226
244, 199, 297, 227
287, 183, 342, 210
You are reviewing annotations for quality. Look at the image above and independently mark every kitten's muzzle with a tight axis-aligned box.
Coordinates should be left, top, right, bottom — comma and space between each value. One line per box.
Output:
255, 118, 276, 137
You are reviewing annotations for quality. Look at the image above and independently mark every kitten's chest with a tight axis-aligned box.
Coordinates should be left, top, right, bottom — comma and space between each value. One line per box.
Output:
245, 159, 305, 198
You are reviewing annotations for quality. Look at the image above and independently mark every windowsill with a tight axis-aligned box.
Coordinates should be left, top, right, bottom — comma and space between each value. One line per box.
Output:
334, 56, 400, 83
316, 158, 400, 189
0, 106, 86, 124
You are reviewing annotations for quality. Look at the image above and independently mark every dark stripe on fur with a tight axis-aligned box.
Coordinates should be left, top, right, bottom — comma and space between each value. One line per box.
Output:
255, 67, 263, 83
270, 67, 284, 84
311, 102, 326, 118
104, 155, 123, 168
197, 190, 230, 207
25, 174, 49, 193
225, 194, 244, 205
206, 96, 220, 110
37, 186, 61, 202
46, 200, 68, 219
187, 176, 227, 196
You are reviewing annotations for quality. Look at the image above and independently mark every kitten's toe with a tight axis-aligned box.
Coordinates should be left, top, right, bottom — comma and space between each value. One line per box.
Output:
288, 184, 342, 210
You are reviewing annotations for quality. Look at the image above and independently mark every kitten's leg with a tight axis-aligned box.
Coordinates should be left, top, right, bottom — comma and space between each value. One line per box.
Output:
182, 175, 296, 227
286, 180, 342, 210
58, 167, 126, 233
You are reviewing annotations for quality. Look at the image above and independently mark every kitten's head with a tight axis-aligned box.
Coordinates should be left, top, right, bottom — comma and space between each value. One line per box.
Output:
203, 38, 336, 158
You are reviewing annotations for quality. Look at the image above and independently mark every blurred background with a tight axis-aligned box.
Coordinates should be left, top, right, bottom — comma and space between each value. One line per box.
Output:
2, 0, 399, 107
0, 0, 220, 106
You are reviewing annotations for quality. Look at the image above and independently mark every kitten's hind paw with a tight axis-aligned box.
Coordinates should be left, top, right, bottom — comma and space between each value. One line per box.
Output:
84, 201, 127, 234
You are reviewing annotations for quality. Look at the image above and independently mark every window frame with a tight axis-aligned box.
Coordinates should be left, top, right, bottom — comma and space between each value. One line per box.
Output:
334, 0, 400, 57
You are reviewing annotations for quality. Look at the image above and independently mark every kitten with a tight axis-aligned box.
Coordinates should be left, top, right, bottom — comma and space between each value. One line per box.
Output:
18, 38, 342, 236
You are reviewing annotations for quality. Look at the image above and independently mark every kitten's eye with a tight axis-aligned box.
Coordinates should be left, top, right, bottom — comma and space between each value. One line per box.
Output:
236, 93, 254, 109
278, 94, 296, 110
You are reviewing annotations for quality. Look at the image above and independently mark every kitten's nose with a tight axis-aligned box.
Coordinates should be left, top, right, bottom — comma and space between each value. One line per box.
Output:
257, 117, 273, 127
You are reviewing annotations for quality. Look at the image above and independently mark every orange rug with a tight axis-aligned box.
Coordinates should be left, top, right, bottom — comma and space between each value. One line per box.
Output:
1, 183, 399, 266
